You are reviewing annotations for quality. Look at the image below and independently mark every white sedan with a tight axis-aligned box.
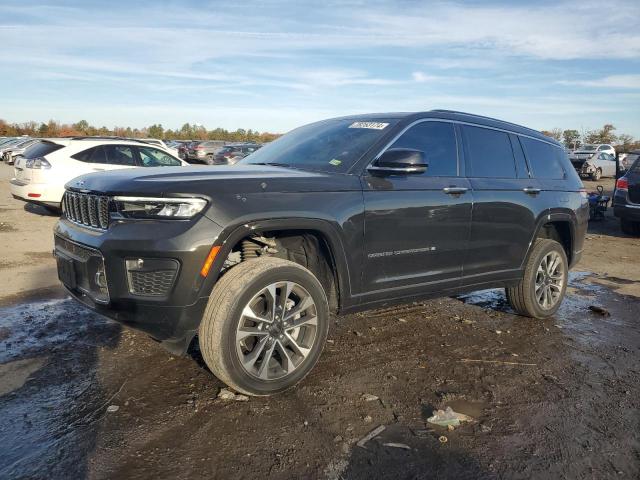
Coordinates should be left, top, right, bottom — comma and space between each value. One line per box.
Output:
10, 138, 190, 211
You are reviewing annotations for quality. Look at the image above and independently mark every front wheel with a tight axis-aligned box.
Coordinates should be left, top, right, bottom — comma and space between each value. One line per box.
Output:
506, 239, 568, 319
199, 257, 330, 396
590, 168, 602, 181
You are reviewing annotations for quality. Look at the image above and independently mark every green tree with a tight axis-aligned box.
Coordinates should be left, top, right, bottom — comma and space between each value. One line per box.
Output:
585, 124, 617, 144
562, 129, 581, 149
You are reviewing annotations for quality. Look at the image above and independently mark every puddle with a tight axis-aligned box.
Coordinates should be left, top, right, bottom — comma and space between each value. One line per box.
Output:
0, 296, 121, 478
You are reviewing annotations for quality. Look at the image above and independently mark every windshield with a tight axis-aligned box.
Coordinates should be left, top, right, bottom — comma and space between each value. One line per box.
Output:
241, 118, 398, 173
579, 145, 597, 151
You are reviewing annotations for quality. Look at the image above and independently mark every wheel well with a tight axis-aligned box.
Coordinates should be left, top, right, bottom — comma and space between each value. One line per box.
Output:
537, 221, 573, 264
222, 229, 340, 312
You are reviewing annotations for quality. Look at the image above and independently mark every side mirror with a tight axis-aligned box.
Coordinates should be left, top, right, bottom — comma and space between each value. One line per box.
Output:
368, 148, 427, 175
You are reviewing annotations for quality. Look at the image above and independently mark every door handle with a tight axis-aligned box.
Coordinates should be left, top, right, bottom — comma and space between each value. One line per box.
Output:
443, 186, 468, 195
523, 187, 541, 195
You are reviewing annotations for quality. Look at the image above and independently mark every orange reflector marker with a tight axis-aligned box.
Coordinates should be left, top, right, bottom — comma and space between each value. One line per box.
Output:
200, 246, 221, 277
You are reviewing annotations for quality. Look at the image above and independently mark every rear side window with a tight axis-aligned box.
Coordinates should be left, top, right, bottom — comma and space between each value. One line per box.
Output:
520, 137, 565, 180
137, 146, 182, 167
104, 145, 136, 166
24, 141, 63, 159
462, 125, 516, 178
72, 146, 108, 164
388, 121, 458, 176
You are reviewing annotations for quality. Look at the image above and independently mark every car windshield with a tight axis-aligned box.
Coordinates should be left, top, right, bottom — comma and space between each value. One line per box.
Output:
579, 145, 597, 151
241, 118, 398, 173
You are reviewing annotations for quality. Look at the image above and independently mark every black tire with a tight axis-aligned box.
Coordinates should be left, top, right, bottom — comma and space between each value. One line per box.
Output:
590, 168, 602, 181
621, 219, 640, 236
205, 154, 214, 165
506, 238, 568, 319
199, 257, 329, 396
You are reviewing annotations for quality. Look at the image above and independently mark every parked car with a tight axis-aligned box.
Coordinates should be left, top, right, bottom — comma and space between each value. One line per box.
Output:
613, 157, 640, 235
570, 144, 615, 159
2, 138, 40, 165
185, 140, 227, 163
619, 150, 640, 172
53, 110, 588, 396
0, 137, 31, 157
211, 143, 261, 165
571, 151, 617, 180
10, 138, 189, 211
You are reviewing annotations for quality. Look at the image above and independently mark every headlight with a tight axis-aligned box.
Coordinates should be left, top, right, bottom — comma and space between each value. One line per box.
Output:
113, 196, 207, 219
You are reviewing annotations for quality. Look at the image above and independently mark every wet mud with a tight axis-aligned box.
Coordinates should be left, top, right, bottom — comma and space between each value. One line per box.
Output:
1, 270, 638, 479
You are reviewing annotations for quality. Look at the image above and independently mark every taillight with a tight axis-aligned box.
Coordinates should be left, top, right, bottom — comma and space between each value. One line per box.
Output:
616, 178, 629, 190
25, 157, 51, 169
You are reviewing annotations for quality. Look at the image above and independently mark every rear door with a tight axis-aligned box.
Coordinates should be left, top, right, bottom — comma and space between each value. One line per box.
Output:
461, 125, 540, 281
102, 144, 138, 170
362, 120, 472, 297
136, 146, 183, 167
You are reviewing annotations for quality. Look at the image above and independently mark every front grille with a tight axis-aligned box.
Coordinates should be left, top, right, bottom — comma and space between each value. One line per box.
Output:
63, 191, 110, 229
129, 270, 177, 296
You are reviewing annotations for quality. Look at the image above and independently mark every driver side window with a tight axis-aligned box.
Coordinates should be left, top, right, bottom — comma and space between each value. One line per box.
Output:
388, 121, 458, 176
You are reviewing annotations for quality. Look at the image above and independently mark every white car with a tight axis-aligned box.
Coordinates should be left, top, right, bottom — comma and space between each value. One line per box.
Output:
10, 138, 189, 211
569, 144, 617, 181
140, 138, 179, 155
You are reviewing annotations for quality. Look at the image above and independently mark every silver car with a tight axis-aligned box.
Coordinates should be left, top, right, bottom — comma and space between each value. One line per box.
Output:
2, 138, 40, 165
571, 151, 617, 180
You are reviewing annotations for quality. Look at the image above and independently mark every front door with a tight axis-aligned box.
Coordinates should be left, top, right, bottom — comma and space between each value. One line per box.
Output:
361, 120, 472, 300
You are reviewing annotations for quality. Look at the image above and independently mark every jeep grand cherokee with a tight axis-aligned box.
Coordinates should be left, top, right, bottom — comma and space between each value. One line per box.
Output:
54, 110, 589, 396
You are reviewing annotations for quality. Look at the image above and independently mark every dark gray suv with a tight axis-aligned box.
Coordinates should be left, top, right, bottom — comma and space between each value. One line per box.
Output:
54, 110, 588, 396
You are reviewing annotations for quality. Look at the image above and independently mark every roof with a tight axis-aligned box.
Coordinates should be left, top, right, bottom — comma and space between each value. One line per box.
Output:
324, 110, 561, 146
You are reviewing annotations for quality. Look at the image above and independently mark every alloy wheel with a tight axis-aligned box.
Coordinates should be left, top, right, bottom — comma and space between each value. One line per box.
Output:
535, 251, 565, 309
235, 281, 318, 380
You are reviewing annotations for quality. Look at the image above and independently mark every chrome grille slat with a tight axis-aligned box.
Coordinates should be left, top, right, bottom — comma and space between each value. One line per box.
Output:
63, 191, 110, 230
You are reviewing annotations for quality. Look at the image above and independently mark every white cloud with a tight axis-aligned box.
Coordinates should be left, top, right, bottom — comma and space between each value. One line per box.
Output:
557, 75, 640, 89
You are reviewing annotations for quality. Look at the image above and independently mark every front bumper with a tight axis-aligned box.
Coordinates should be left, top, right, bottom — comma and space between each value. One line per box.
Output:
54, 212, 224, 354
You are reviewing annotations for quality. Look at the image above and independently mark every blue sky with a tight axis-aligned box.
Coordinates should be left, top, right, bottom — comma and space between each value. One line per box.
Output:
1, 0, 639, 136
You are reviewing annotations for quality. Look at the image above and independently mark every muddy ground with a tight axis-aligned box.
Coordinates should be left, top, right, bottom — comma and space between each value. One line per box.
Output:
0, 167, 639, 480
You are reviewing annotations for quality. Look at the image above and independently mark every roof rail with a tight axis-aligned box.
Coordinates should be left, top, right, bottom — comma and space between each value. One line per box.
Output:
64, 136, 155, 145
429, 109, 546, 138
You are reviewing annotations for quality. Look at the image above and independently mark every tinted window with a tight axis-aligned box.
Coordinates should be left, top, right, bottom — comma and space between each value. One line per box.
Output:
463, 125, 516, 178
520, 137, 566, 180
243, 118, 399, 173
387, 121, 457, 176
137, 146, 182, 167
24, 141, 63, 159
104, 145, 135, 166
72, 146, 107, 164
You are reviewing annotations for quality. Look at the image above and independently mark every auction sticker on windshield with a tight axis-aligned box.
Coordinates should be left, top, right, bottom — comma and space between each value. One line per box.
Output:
349, 122, 389, 130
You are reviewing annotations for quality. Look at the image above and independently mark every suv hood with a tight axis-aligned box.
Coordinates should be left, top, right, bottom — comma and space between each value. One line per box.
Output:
66, 164, 361, 196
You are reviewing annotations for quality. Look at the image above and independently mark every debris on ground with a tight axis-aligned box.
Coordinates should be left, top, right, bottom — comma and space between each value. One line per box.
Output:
439, 436, 448, 444
383, 442, 411, 450
588, 305, 611, 316
356, 425, 386, 448
361, 393, 379, 402
427, 406, 474, 427
106, 405, 119, 413
217, 388, 249, 402
363, 415, 373, 423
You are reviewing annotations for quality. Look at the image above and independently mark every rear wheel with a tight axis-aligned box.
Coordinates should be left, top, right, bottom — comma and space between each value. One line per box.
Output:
506, 239, 568, 319
205, 153, 214, 165
199, 257, 330, 396
591, 168, 602, 181
621, 219, 640, 236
